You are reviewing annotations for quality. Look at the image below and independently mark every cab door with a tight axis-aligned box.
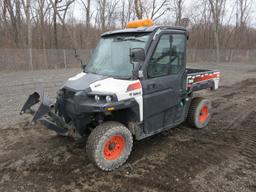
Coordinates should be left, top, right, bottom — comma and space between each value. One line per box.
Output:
141, 32, 187, 134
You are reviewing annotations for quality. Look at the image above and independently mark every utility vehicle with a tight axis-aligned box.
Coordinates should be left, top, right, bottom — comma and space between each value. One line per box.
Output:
21, 19, 220, 171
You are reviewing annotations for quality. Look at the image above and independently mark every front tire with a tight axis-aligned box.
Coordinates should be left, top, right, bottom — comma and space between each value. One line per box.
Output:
86, 121, 133, 171
187, 97, 211, 128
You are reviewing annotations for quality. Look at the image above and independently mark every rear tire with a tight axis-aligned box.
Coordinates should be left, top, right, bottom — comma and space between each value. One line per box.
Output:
187, 97, 211, 128
86, 121, 133, 171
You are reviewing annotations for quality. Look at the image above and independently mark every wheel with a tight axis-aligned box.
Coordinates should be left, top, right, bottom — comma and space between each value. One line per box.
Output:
187, 97, 211, 128
86, 121, 133, 171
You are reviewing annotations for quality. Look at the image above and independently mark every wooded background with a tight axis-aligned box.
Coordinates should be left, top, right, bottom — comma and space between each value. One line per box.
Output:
0, 0, 256, 71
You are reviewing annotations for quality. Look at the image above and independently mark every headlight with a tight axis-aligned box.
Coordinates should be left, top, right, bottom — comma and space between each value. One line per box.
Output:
105, 96, 112, 103
95, 95, 100, 102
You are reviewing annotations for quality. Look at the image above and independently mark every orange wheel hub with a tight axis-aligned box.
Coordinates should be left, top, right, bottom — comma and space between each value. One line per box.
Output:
103, 135, 125, 160
199, 105, 209, 123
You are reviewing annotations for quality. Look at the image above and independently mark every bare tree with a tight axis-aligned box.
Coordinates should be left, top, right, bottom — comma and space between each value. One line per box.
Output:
36, 0, 50, 49
134, 0, 170, 21
50, 0, 75, 48
106, 0, 119, 29
80, 0, 91, 28
96, 0, 119, 31
236, 0, 252, 27
0, 0, 256, 55
134, 0, 143, 19
53, 0, 58, 48
49, 0, 78, 48
32, 0, 51, 67
20, 0, 34, 69
149, 0, 170, 21
26, 0, 33, 70
97, 0, 106, 30
120, 0, 133, 28
4, 0, 21, 46
171, 0, 185, 25
208, 0, 226, 62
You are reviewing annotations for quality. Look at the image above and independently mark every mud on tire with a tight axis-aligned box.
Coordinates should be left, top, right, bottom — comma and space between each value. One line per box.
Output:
187, 97, 211, 129
86, 121, 133, 171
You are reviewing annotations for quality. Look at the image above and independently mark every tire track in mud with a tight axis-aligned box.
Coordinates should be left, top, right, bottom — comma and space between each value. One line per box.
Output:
0, 79, 256, 192
190, 79, 256, 192
191, 110, 256, 192
213, 80, 256, 163
235, 111, 256, 165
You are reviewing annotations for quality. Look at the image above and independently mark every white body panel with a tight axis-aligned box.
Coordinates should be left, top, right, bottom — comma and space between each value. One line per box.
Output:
90, 78, 144, 121
68, 72, 86, 81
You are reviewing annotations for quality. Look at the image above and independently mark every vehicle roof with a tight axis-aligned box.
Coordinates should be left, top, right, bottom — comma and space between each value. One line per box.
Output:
101, 25, 187, 37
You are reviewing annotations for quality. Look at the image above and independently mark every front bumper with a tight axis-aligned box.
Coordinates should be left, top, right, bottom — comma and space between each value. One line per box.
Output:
21, 89, 139, 136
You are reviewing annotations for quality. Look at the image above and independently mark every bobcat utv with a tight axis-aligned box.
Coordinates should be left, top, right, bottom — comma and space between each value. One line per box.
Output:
21, 19, 220, 171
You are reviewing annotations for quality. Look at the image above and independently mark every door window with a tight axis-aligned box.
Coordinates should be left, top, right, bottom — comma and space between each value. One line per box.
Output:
148, 34, 186, 78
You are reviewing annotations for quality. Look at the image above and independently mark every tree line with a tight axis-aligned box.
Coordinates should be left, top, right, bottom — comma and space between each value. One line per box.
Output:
0, 0, 256, 56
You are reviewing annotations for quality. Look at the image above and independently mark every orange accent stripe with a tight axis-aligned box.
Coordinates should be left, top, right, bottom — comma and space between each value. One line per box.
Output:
193, 73, 219, 83
127, 82, 142, 92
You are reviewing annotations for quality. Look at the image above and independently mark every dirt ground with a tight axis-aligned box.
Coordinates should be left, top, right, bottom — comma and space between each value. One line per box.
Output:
0, 62, 256, 192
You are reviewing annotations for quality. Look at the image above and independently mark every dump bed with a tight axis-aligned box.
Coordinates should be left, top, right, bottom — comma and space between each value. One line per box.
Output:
186, 68, 220, 92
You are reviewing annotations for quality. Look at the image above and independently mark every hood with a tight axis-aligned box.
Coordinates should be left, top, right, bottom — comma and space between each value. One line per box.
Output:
64, 72, 107, 91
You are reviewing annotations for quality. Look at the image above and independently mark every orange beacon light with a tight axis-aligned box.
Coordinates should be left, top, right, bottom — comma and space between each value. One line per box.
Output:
127, 19, 154, 28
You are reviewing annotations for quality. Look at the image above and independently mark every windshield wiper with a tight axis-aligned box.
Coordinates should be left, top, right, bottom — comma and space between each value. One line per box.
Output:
113, 75, 132, 80
84, 67, 99, 75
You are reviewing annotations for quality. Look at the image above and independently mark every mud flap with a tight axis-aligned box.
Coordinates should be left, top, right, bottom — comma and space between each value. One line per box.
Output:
20, 89, 69, 135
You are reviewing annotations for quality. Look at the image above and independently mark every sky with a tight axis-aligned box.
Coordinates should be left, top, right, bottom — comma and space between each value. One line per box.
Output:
70, 0, 256, 27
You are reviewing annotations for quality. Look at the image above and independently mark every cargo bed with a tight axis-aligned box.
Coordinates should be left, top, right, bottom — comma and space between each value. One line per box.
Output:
186, 68, 220, 92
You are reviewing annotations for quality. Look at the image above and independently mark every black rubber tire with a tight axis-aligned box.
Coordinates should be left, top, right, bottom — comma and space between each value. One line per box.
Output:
86, 121, 133, 171
187, 97, 211, 129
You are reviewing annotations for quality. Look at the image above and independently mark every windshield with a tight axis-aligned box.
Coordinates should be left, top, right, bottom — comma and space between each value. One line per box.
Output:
85, 33, 150, 78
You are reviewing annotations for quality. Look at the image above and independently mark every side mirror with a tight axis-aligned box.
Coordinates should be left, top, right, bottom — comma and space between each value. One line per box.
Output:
130, 48, 145, 63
